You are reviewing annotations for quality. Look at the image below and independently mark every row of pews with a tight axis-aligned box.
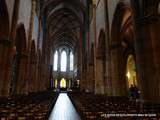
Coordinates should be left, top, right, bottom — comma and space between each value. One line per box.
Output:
68, 92, 160, 120
0, 91, 58, 120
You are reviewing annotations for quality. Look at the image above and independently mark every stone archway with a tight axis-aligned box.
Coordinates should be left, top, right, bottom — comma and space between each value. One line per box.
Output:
111, 2, 135, 96
10, 24, 27, 95
95, 29, 106, 94
126, 54, 138, 89
43, 0, 86, 93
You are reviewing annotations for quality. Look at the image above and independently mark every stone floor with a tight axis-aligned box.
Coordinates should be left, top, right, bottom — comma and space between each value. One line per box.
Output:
49, 93, 81, 120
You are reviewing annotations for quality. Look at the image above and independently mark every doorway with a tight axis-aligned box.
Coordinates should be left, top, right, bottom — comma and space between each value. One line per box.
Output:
60, 78, 67, 90
126, 55, 138, 88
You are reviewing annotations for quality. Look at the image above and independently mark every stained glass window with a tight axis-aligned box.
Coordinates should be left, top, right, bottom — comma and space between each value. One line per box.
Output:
53, 51, 58, 71
70, 52, 74, 71
61, 50, 67, 72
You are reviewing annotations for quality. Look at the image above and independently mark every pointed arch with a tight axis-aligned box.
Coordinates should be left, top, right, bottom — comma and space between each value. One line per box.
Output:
60, 78, 66, 88
10, 24, 27, 95
97, 29, 106, 59
110, 2, 135, 96
95, 29, 106, 94
111, 2, 133, 45
126, 54, 137, 88
15, 24, 27, 53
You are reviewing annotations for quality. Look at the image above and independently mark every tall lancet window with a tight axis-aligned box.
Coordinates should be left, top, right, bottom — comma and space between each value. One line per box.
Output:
53, 51, 58, 71
70, 52, 74, 71
61, 50, 67, 72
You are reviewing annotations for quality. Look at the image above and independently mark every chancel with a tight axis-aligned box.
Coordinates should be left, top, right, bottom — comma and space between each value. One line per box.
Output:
0, 0, 160, 119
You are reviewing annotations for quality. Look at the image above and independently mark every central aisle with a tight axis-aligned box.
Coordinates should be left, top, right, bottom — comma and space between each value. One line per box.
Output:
49, 93, 81, 120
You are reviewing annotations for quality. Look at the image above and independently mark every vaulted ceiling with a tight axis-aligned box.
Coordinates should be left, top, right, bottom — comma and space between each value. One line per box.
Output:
41, 0, 87, 51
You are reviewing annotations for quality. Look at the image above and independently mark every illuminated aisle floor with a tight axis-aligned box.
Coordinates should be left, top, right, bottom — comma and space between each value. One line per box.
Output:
49, 93, 81, 120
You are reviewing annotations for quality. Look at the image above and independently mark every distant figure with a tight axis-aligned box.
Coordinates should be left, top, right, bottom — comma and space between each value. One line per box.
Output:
129, 84, 135, 100
134, 85, 140, 99
129, 84, 140, 101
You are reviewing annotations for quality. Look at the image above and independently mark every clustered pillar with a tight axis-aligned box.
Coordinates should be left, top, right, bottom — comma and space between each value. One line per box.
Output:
132, 2, 160, 103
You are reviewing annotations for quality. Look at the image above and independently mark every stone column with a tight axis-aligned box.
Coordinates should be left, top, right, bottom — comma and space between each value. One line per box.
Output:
0, 44, 5, 96
110, 46, 127, 96
131, 1, 160, 102
104, 0, 112, 96
1, 44, 13, 96
93, 2, 97, 94
16, 53, 28, 94
27, 0, 36, 93
10, 53, 20, 95
79, 30, 84, 91
95, 57, 105, 94
136, 17, 160, 103
34, 56, 40, 92
0, 0, 20, 97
